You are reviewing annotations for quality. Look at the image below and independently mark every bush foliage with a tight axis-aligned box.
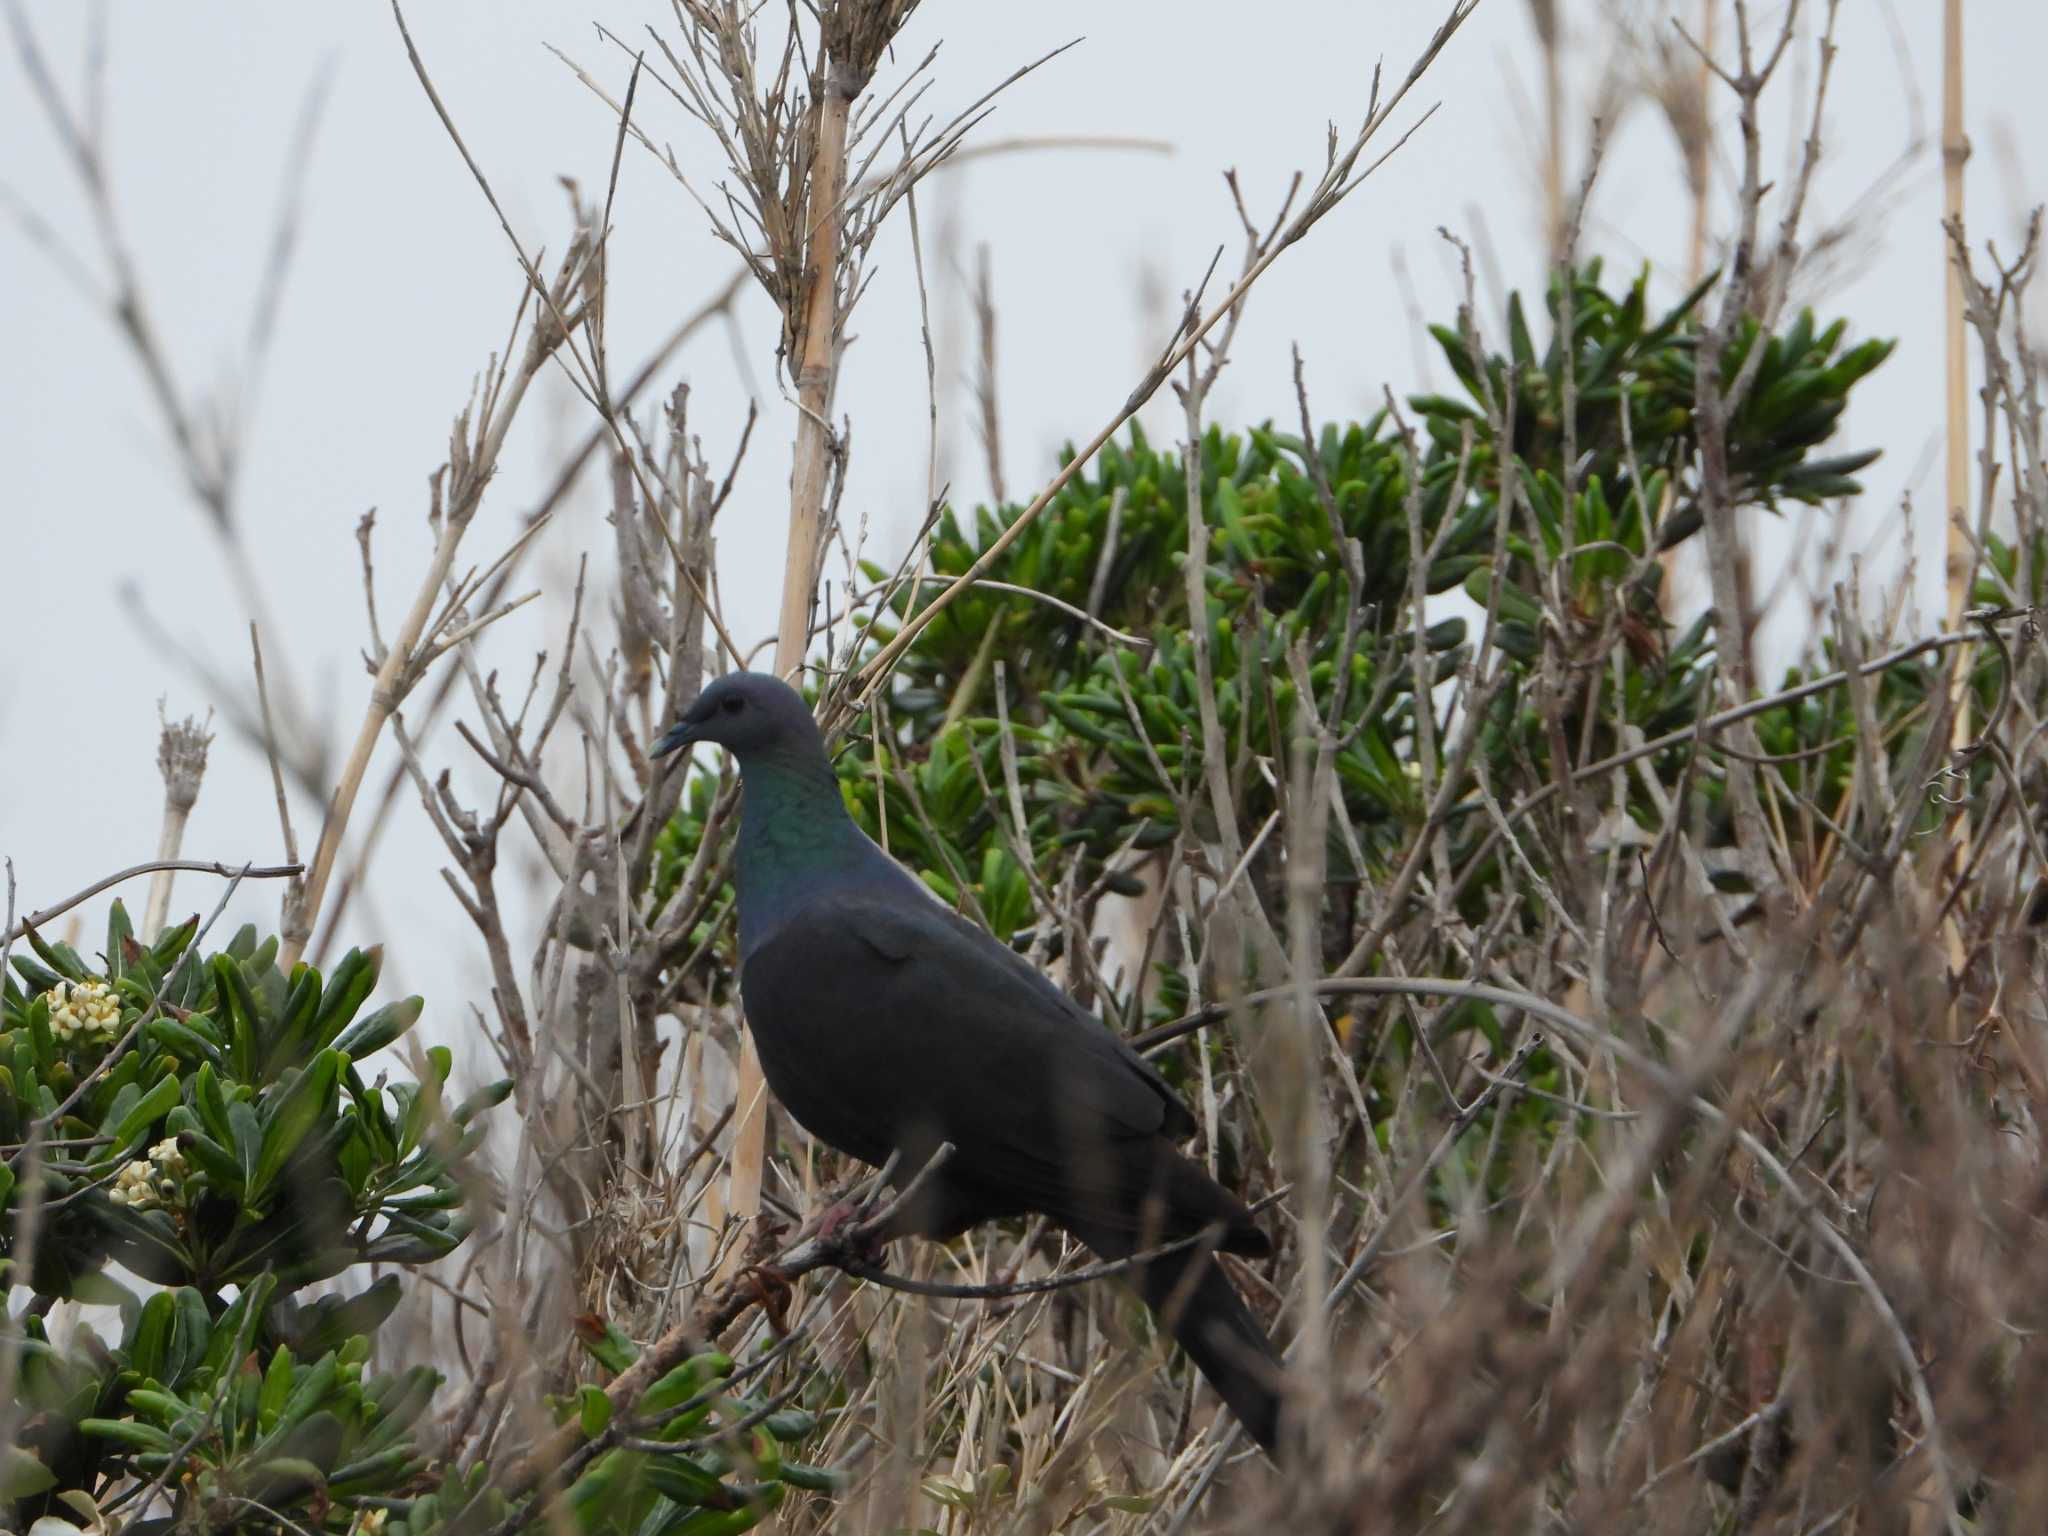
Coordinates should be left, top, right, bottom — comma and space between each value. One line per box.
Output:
26, 254, 2048, 1533
654, 264, 1910, 1008
2, 911, 827, 1536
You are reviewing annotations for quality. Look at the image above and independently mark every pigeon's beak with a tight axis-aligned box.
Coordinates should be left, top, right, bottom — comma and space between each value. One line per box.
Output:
653, 718, 699, 758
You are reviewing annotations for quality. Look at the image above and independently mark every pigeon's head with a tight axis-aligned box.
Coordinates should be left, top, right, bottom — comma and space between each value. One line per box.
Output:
653, 672, 818, 763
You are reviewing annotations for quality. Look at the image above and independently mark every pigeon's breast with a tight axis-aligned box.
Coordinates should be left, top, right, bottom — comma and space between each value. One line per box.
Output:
734, 844, 925, 966
736, 923, 902, 1166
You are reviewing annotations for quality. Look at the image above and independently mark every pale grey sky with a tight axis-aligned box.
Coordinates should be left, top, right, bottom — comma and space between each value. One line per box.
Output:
3, 1, 2042, 1023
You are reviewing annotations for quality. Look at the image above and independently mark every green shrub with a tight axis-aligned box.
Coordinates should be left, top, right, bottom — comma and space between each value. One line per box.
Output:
2, 908, 823, 1536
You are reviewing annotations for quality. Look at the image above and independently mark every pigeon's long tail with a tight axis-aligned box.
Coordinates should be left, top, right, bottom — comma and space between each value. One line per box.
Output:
1070, 1217, 1283, 1453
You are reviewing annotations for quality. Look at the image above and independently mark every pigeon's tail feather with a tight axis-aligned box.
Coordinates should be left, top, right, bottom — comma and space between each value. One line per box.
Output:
1070, 1213, 1283, 1454
1157, 1146, 1273, 1259
1148, 1246, 1283, 1453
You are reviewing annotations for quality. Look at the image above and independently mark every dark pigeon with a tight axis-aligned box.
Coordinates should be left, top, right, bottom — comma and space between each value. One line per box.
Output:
655, 672, 1283, 1452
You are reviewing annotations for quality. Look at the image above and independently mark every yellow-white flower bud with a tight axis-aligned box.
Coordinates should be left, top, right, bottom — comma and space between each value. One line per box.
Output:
43, 979, 122, 1046
110, 1160, 158, 1209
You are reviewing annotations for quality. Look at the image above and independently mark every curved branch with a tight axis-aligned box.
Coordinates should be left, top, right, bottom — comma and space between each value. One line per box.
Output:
1, 859, 303, 946
843, 1187, 1290, 1301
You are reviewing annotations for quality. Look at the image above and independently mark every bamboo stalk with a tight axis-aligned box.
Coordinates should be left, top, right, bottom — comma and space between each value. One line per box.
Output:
1661, 0, 1715, 599
1942, 0, 1971, 642
1938, 0, 1972, 1046
1687, 0, 1715, 289
779, 93, 849, 683
1535, 0, 1563, 264
724, 61, 855, 1248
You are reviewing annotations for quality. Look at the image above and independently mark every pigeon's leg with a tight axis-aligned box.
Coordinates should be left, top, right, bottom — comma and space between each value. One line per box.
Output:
809, 1197, 893, 1267
806, 1153, 980, 1259
811, 1198, 865, 1242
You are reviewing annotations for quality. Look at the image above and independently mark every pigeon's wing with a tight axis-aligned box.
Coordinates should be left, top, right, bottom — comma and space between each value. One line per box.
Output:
853, 891, 1196, 1133
741, 887, 1195, 1230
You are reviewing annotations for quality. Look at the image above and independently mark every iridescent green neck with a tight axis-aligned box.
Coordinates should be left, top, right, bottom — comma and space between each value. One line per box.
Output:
733, 748, 882, 958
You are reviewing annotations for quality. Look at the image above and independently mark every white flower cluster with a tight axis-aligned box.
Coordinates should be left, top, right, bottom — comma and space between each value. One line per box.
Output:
43, 978, 122, 1045
109, 1137, 188, 1210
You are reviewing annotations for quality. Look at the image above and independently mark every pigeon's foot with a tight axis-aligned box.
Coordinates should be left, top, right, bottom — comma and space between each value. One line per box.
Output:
812, 1199, 891, 1267
739, 1264, 795, 1333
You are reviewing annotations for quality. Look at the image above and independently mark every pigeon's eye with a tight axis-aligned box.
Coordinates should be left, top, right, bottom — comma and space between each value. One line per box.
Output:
720, 695, 745, 715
